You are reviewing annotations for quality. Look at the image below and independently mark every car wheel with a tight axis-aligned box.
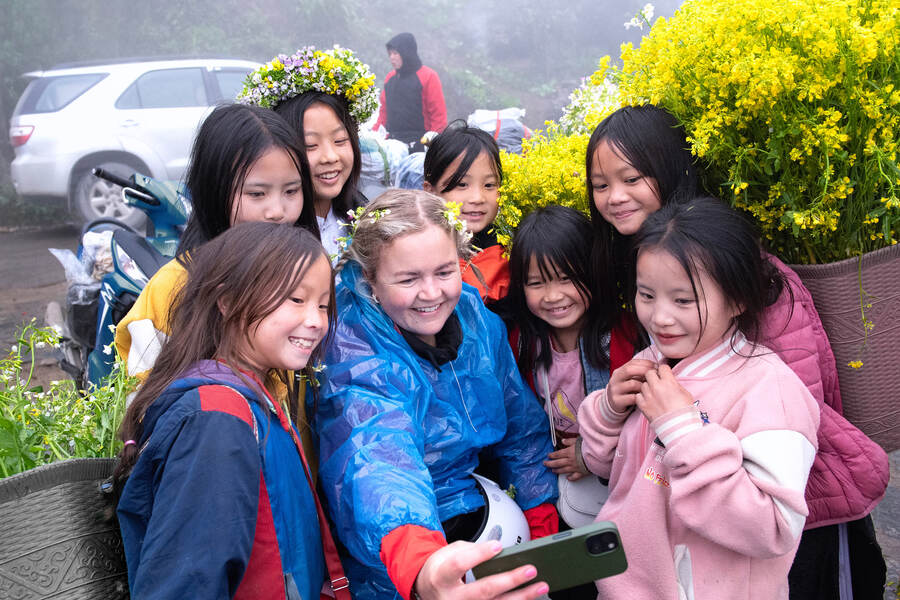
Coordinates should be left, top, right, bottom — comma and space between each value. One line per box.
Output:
73, 162, 147, 230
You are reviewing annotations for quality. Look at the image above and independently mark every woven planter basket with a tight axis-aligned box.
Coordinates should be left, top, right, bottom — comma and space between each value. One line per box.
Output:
791, 242, 900, 452
0, 458, 129, 599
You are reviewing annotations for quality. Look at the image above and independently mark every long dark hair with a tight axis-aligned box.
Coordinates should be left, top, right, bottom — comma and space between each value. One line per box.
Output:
505, 205, 609, 373
585, 105, 700, 329
631, 196, 785, 349
178, 104, 318, 258
423, 120, 502, 192
275, 91, 364, 216
112, 222, 335, 497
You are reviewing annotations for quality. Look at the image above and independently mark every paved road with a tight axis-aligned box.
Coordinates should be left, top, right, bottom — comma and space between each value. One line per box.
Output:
0, 226, 898, 594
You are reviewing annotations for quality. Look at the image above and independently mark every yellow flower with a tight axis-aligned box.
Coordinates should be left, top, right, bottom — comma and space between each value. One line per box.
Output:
847, 360, 864, 369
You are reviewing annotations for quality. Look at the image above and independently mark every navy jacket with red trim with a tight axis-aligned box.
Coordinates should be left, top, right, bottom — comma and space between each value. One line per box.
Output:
117, 361, 326, 600
375, 66, 447, 144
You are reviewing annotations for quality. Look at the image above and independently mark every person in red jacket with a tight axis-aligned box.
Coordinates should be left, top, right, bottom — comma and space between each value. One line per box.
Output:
375, 32, 447, 151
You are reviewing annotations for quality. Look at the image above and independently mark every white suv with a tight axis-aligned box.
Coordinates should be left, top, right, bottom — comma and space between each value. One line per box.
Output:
9, 57, 258, 227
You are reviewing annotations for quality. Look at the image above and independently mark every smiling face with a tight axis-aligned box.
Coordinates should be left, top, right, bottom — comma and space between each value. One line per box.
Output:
238, 254, 332, 377
369, 224, 462, 346
590, 140, 662, 235
230, 146, 304, 226
635, 247, 739, 360
424, 151, 500, 235
523, 256, 589, 352
302, 102, 354, 213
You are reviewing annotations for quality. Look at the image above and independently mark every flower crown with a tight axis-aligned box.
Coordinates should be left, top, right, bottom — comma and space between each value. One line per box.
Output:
335, 206, 390, 256
237, 45, 378, 124
335, 202, 472, 257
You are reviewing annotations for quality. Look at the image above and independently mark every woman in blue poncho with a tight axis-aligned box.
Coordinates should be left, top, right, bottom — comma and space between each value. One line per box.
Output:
314, 189, 558, 600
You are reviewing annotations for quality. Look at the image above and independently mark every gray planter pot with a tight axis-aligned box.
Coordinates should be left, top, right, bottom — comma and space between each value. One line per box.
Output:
0, 458, 128, 599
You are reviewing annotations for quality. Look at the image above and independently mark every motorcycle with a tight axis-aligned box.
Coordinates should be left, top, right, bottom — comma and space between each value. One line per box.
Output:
46, 168, 189, 388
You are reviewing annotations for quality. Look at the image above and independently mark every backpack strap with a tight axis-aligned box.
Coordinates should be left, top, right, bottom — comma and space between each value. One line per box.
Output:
223, 383, 351, 600
260, 387, 351, 600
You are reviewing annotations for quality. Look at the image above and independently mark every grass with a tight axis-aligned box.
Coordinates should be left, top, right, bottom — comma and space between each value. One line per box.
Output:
0, 182, 62, 229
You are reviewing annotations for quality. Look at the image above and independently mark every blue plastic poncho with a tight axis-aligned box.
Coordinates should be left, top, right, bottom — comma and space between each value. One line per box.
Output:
314, 261, 556, 600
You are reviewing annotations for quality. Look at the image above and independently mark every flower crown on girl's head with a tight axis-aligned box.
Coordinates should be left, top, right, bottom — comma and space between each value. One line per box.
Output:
335, 202, 473, 256
237, 45, 378, 124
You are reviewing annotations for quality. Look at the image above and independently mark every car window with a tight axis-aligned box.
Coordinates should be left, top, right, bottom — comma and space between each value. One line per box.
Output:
115, 68, 207, 109
213, 69, 251, 101
14, 73, 107, 115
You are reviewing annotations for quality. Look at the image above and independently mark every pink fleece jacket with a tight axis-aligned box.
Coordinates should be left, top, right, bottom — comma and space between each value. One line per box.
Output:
760, 255, 888, 527
579, 333, 819, 600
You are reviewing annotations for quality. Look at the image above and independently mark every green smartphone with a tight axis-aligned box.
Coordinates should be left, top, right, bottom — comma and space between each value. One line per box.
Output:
471, 521, 626, 593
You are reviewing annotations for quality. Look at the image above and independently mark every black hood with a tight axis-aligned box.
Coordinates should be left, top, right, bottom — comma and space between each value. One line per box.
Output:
386, 32, 422, 75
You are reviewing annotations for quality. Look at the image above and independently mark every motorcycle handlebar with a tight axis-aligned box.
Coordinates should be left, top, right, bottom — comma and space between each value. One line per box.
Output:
92, 167, 132, 189
92, 167, 160, 206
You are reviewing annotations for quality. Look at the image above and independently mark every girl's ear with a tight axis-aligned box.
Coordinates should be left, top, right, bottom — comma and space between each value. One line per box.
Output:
423, 180, 434, 194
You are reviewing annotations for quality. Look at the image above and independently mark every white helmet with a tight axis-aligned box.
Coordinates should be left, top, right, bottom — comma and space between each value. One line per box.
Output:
465, 475, 531, 583
470, 474, 531, 546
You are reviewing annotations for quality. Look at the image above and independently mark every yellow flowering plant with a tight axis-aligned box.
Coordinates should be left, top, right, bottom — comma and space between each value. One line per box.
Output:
615, 0, 900, 264
494, 124, 591, 249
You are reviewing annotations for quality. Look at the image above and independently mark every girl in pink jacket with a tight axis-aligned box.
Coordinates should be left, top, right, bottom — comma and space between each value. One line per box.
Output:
586, 105, 888, 598
579, 197, 820, 599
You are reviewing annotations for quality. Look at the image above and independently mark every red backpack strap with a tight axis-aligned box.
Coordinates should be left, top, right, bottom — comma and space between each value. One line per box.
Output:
238, 375, 352, 600
268, 393, 351, 600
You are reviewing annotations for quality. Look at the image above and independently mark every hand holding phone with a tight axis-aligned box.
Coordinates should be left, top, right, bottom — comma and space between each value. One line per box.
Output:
414, 540, 550, 599
471, 522, 626, 593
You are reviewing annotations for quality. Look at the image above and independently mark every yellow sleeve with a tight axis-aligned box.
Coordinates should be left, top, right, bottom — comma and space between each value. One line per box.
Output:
114, 258, 187, 379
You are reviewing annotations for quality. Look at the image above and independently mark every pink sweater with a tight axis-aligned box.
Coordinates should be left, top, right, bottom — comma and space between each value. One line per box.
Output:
579, 333, 819, 600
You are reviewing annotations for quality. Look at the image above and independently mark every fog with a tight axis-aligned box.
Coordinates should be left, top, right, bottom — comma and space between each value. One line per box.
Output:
1, 0, 681, 185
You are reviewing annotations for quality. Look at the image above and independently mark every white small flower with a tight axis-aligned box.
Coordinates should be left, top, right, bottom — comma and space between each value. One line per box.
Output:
35, 341, 46, 349
625, 3, 655, 29
10, 345, 17, 353
108, 324, 116, 333
102, 343, 113, 355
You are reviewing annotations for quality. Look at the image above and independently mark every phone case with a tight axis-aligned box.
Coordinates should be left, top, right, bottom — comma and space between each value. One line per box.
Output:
471, 521, 627, 593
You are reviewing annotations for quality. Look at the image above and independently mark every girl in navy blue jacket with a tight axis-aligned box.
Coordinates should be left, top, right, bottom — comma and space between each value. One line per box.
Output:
112, 222, 347, 600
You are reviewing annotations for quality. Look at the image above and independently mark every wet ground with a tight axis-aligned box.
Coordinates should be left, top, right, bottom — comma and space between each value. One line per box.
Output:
0, 225, 76, 387
0, 225, 898, 594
